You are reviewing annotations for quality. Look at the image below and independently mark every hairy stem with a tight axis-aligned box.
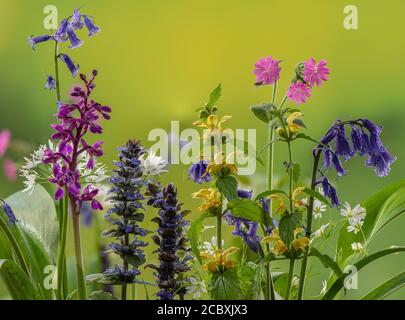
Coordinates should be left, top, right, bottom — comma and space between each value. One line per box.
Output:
297, 150, 321, 300
54, 41, 61, 102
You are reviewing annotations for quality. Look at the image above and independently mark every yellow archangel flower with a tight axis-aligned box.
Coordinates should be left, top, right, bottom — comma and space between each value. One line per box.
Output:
292, 227, 310, 251
266, 187, 306, 214
262, 228, 288, 255
193, 114, 232, 132
192, 188, 222, 212
204, 152, 238, 177
276, 112, 305, 137
200, 247, 238, 273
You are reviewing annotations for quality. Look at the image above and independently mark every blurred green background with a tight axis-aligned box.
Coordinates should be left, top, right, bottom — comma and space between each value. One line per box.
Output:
0, 0, 405, 299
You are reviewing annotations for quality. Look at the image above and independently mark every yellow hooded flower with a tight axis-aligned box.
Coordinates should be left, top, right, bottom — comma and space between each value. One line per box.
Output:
201, 247, 238, 273
292, 186, 306, 209
193, 114, 232, 132
268, 194, 287, 214
287, 112, 305, 133
192, 188, 222, 212
292, 227, 310, 251
204, 152, 238, 177
263, 228, 288, 255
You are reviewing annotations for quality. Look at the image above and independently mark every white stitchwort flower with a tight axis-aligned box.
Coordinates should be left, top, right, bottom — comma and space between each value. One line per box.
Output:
200, 236, 224, 255
340, 202, 367, 223
313, 199, 327, 219
186, 277, 207, 299
312, 223, 330, 240
141, 151, 168, 176
351, 242, 364, 253
347, 218, 364, 234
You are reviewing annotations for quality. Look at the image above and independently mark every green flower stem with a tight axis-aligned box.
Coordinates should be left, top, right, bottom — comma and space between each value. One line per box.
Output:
54, 41, 61, 102
71, 199, 86, 300
297, 150, 322, 300
286, 254, 296, 300
264, 82, 278, 301
217, 207, 222, 250
56, 193, 69, 300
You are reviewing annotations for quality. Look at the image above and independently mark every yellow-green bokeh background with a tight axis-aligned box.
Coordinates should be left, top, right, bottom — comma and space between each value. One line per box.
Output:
1, 0, 405, 299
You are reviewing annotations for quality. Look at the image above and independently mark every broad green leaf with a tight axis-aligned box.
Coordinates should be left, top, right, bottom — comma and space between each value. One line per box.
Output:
323, 246, 405, 300
216, 175, 238, 200
209, 268, 240, 300
303, 187, 331, 207
188, 213, 211, 264
309, 248, 342, 277
250, 103, 276, 123
336, 181, 405, 267
361, 270, 405, 300
279, 214, 301, 246
227, 198, 267, 225
0, 259, 41, 300
273, 272, 298, 300
206, 84, 222, 110
5, 185, 59, 261
293, 133, 320, 145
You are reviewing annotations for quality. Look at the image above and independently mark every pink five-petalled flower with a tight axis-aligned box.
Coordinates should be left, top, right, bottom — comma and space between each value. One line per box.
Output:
303, 58, 330, 87
287, 81, 312, 104
253, 56, 281, 85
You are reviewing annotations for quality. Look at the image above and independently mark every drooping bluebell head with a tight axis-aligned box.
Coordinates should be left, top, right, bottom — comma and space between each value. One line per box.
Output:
44, 75, 56, 90
58, 54, 79, 77
317, 177, 339, 207
28, 35, 52, 50
67, 28, 83, 49
83, 15, 100, 36
70, 9, 83, 30
54, 19, 69, 42
187, 160, 211, 184
1, 200, 16, 224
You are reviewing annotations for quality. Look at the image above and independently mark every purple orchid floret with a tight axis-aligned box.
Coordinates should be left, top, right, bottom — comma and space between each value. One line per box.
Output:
1, 200, 16, 224
54, 19, 69, 42
58, 54, 79, 77
83, 15, 100, 36
42, 71, 110, 210
44, 75, 56, 90
67, 28, 83, 49
28, 35, 52, 50
187, 160, 211, 184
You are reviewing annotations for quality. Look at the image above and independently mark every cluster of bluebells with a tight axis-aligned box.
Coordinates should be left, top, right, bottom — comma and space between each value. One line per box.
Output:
42, 71, 110, 209
1, 200, 16, 224
315, 119, 396, 206
253, 56, 330, 105
146, 182, 193, 300
223, 190, 262, 254
187, 160, 211, 184
28, 8, 100, 86
102, 140, 149, 285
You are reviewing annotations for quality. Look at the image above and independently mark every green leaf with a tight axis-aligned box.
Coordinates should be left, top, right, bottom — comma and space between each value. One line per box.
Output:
216, 175, 238, 200
206, 84, 222, 111
188, 213, 211, 264
323, 246, 405, 300
227, 199, 267, 225
0, 259, 41, 300
254, 189, 288, 201
292, 163, 301, 187
123, 254, 146, 268
303, 187, 331, 207
309, 248, 343, 277
209, 268, 241, 300
336, 181, 405, 267
5, 185, 59, 261
293, 133, 320, 145
250, 103, 276, 123
279, 214, 300, 246
361, 270, 405, 300
88, 291, 117, 300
